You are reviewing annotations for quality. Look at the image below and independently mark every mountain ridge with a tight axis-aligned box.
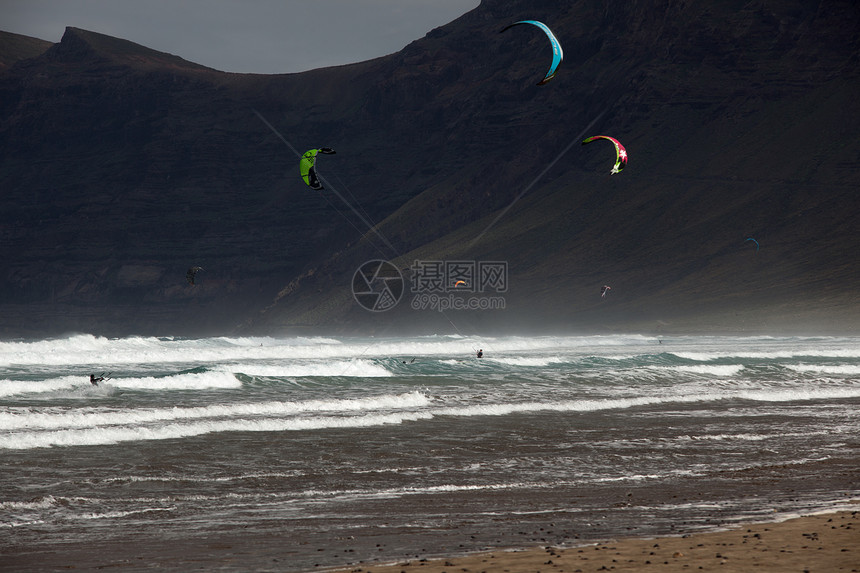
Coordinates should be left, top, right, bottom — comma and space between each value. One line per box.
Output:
0, 30, 52, 71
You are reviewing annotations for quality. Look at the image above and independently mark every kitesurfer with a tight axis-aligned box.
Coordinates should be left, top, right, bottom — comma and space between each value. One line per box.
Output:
186, 266, 203, 285
89, 374, 104, 386
476, 349, 483, 358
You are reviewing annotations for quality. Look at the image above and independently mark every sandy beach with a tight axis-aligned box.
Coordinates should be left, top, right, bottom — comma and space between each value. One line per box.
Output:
2, 507, 857, 571
326, 509, 858, 573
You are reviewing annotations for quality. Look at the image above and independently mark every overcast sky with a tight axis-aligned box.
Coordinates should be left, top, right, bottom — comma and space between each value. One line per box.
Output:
2, 0, 480, 73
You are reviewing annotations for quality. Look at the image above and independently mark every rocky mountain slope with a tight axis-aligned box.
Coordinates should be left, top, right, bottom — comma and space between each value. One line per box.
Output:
1, 0, 858, 337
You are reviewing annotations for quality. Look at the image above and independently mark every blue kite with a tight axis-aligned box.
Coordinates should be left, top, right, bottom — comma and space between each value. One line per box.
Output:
501, 20, 563, 85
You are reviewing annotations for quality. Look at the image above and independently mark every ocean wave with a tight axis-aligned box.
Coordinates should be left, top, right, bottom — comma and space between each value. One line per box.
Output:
0, 494, 63, 510
4, 383, 859, 449
0, 391, 430, 431
228, 359, 393, 378
0, 333, 659, 368
671, 348, 860, 361
487, 356, 568, 367
677, 430, 834, 442
3, 334, 856, 375
785, 364, 860, 375
0, 370, 241, 398
99, 470, 307, 484
77, 507, 176, 520
0, 410, 435, 449
651, 364, 745, 376
0, 375, 86, 398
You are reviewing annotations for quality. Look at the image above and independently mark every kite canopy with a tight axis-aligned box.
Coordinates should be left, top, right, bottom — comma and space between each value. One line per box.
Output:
300, 147, 336, 190
745, 237, 760, 251
582, 135, 628, 174
501, 20, 563, 85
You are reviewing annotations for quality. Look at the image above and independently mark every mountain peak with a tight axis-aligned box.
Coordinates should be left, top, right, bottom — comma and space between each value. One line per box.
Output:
48, 27, 214, 72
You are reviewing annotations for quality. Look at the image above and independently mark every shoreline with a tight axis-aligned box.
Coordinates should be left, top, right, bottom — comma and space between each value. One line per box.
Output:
325, 508, 859, 573
2, 506, 857, 572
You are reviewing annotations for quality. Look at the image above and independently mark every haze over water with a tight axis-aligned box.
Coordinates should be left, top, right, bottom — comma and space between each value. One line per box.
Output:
2, 333, 858, 571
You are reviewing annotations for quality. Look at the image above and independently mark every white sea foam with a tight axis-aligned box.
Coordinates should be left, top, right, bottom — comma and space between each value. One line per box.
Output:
0, 391, 430, 431
112, 371, 241, 391
0, 370, 241, 398
488, 356, 567, 367
294, 481, 546, 503
2, 334, 854, 375
99, 470, 307, 484
0, 519, 47, 529
0, 333, 656, 368
678, 430, 833, 442
0, 375, 84, 397
672, 348, 860, 361
651, 364, 745, 376
0, 410, 435, 449
0, 361, 394, 399
785, 364, 860, 375
0, 495, 61, 510
228, 359, 392, 378
5, 382, 859, 450
78, 508, 176, 520
731, 387, 860, 402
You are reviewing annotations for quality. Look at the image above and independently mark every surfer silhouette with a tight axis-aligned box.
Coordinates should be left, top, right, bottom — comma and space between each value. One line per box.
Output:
89, 374, 104, 386
476, 349, 483, 358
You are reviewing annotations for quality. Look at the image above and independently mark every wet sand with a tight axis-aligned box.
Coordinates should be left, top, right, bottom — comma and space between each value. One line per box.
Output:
2, 509, 857, 572
326, 509, 858, 573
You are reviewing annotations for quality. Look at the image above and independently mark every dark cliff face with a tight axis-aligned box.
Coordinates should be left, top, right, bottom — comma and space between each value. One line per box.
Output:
250, 0, 860, 335
1, 1, 858, 337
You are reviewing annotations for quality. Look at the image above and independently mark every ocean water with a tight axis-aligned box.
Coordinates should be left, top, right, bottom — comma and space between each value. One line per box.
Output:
1, 334, 858, 571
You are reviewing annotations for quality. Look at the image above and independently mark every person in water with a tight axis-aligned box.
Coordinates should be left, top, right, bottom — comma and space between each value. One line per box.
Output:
476, 349, 483, 358
89, 374, 104, 386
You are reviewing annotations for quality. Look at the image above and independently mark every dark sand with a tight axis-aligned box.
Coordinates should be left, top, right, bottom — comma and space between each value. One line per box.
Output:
2, 509, 856, 572
325, 509, 859, 573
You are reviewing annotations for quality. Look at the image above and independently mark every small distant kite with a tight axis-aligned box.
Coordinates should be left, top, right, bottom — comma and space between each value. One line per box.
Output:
601, 285, 611, 298
454, 280, 467, 288
300, 147, 336, 190
186, 266, 203, 285
745, 237, 760, 252
500, 20, 563, 85
582, 135, 627, 174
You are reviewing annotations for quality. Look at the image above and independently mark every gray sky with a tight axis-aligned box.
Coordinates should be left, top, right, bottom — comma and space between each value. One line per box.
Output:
2, 0, 480, 73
